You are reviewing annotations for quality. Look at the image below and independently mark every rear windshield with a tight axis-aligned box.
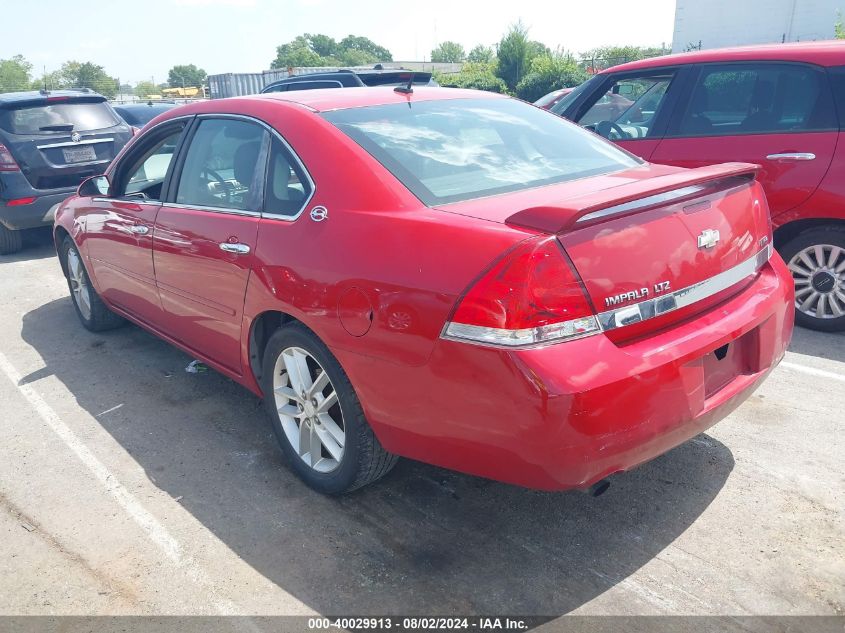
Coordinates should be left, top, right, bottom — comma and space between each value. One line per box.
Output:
0, 101, 120, 135
323, 97, 638, 205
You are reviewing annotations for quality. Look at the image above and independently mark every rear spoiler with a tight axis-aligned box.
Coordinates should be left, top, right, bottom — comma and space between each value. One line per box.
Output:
505, 163, 760, 234
0, 95, 107, 110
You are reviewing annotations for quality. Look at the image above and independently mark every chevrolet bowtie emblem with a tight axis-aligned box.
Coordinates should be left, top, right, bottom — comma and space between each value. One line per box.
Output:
697, 229, 720, 249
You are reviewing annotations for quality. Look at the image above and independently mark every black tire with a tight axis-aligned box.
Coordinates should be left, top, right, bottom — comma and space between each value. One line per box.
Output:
0, 225, 23, 255
779, 226, 845, 333
60, 237, 126, 332
261, 323, 398, 494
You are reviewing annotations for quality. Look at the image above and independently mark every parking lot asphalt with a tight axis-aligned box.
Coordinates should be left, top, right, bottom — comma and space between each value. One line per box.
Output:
0, 231, 843, 619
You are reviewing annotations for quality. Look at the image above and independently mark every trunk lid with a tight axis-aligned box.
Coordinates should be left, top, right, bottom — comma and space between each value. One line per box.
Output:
437, 163, 772, 339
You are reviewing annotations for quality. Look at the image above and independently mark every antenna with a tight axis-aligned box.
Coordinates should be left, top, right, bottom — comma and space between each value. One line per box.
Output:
394, 72, 415, 95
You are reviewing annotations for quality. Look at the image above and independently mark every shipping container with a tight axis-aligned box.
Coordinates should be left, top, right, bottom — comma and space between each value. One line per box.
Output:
207, 73, 264, 99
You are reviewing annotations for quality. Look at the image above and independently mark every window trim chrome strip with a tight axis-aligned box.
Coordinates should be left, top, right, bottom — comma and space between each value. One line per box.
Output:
37, 137, 115, 150
596, 244, 772, 332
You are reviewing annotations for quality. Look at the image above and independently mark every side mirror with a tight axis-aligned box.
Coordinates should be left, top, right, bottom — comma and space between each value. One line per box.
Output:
78, 175, 110, 198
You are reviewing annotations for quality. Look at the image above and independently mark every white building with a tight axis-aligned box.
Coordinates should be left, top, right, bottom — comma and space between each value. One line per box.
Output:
672, 0, 844, 52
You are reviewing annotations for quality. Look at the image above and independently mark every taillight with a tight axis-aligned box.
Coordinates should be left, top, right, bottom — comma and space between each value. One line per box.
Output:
443, 236, 600, 347
7, 196, 37, 206
0, 144, 20, 171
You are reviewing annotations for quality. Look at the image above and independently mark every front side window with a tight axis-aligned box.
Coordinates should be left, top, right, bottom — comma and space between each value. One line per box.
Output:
578, 73, 675, 140
124, 130, 182, 200
676, 63, 836, 137
176, 118, 267, 211
113, 123, 186, 201
323, 98, 638, 206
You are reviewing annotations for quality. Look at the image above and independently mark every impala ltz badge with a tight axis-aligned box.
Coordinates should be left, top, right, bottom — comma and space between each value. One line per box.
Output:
697, 228, 720, 249
605, 280, 671, 307
71, 132, 81, 143
310, 206, 328, 222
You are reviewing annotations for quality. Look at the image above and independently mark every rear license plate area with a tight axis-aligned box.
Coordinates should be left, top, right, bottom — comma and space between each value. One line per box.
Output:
62, 145, 97, 163
702, 330, 755, 399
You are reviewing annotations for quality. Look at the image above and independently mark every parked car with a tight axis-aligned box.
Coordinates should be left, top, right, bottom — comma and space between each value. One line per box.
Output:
534, 87, 574, 110
261, 68, 435, 93
54, 87, 793, 495
552, 41, 845, 332
113, 102, 178, 129
0, 90, 132, 254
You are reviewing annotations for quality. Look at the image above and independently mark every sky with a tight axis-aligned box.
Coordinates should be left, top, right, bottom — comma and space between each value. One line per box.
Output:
1, 0, 677, 85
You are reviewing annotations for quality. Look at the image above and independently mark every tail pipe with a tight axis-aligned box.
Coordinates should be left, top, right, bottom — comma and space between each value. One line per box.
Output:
581, 478, 611, 497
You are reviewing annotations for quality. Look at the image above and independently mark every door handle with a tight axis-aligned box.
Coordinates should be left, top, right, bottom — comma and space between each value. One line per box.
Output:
219, 242, 251, 254
129, 225, 150, 235
766, 152, 816, 161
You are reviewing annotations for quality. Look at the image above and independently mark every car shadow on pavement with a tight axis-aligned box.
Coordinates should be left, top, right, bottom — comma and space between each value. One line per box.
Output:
788, 326, 845, 364
21, 297, 736, 615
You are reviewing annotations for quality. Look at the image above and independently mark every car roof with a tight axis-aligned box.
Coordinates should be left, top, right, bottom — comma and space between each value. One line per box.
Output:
238, 86, 506, 112
605, 40, 845, 73
0, 89, 106, 105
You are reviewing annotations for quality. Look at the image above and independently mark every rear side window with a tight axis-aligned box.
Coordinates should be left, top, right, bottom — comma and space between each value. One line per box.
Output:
675, 63, 837, 137
324, 98, 639, 206
263, 138, 312, 217
286, 80, 343, 91
0, 101, 120, 135
829, 66, 845, 129
176, 118, 268, 211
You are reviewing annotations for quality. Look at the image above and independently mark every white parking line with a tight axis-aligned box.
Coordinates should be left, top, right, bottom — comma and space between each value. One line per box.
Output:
780, 361, 845, 383
0, 351, 241, 616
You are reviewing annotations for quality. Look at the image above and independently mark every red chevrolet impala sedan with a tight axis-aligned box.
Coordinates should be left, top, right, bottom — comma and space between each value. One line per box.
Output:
53, 87, 794, 494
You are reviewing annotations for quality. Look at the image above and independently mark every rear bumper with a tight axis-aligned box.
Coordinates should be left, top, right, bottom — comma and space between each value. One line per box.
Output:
0, 185, 74, 230
342, 255, 795, 490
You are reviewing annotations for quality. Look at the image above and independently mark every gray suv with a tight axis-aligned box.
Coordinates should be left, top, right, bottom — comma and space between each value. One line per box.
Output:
0, 90, 132, 254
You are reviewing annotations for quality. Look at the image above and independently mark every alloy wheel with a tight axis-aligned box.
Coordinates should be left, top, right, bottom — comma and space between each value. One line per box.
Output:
67, 248, 93, 321
272, 346, 345, 473
788, 244, 845, 320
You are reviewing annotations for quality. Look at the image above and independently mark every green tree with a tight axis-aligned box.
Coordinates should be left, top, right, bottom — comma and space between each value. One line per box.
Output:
434, 62, 508, 93
57, 61, 118, 97
515, 51, 587, 102
431, 41, 466, 63
167, 64, 206, 88
134, 80, 161, 98
272, 35, 325, 68
0, 55, 33, 93
836, 11, 844, 38
467, 45, 494, 64
337, 35, 392, 63
271, 33, 393, 68
308, 33, 339, 58
495, 21, 537, 92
